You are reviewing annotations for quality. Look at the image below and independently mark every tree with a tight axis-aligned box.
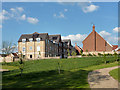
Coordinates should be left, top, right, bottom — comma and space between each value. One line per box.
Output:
71, 51, 77, 56
38, 51, 41, 58
80, 49, 83, 55
113, 51, 118, 61
57, 60, 62, 74
18, 51, 24, 77
1, 41, 17, 54
103, 53, 106, 64
86, 49, 88, 52
67, 49, 70, 56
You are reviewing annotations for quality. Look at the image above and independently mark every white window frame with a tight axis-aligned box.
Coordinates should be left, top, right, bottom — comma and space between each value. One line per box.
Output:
29, 38, 33, 42
23, 47, 26, 52
29, 46, 32, 50
36, 38, 41, 42
37, 46, 40, 51
22, 39, 26, 43
53, 41, 56, 43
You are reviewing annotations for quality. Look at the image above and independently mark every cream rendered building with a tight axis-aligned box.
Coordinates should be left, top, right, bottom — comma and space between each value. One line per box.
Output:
18, 32, 75, 59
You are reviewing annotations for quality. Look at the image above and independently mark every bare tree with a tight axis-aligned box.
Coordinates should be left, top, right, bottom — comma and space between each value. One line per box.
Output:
1, 41, 17, 54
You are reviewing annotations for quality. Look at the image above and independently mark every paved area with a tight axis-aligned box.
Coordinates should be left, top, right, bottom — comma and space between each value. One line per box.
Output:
0, 69, 8, 72
88, 66, 120, 89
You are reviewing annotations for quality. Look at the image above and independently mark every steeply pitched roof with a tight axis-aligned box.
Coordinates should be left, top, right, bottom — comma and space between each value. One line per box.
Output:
49, 34, 61, 43
18, 32, 48, 42
62, 39, 71, 46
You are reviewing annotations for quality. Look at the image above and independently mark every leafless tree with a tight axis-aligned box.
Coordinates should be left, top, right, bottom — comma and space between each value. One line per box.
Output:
1, 41, 17, 54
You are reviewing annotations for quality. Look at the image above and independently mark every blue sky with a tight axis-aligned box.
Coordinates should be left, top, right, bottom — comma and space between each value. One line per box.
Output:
1, 2, 119, 47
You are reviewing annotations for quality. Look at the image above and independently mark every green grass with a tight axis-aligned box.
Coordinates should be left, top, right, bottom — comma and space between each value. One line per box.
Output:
2, 57, 119, 88
109, 68, 120, 82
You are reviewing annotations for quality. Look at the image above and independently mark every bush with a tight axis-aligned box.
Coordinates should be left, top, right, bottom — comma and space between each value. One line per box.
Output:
98, 53, 103, 56
71, 51, 77, 56
87, 53, 92, 57
93, 54, 96, 56
105, 60, 109, 64
113, 52, 118, 56
82, 54, 86, 56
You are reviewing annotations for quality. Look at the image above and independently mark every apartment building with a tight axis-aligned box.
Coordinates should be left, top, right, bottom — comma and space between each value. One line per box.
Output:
18, 32, 74, 59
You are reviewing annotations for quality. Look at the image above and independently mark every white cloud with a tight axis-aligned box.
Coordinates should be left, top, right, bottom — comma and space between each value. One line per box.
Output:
113, 27, 120, 32
20, 14, 26, 20
53, 12, 65, 18
64, 9, 68, 12
62, 34, 87, 46
27, 17, 39, 24
99, 30, 118, 45
2, 7, 39, 24
0, 10, 10, 21
59, 12, 65, 18
10, 8, 16, 12
99, 31, 111, 38
2, 10, 8, 15
82, 4, 99, 13
10, 7, 24, 12
17, 7, 24, 12
77, 2, 99, 13
0, 25, 2, 29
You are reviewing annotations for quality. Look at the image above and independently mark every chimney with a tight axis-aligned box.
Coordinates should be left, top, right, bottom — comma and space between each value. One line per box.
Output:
93, 24, 95, 31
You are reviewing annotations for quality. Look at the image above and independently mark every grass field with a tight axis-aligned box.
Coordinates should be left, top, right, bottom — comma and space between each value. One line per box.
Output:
109, 68, 120, 82
2, 57, 119, 88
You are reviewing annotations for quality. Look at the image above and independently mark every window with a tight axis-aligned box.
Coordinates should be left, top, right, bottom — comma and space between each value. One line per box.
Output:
30, 55, 32, 58
53, 37, 57, 40
37, 46, 40, 51
105, 42, 107, 46
22, 39, 26, 43
23, 47, 26, 52
29, 38, 33, 42
36, 38, 40, 42
30, 46, 32, 50
53, 41, 56, 43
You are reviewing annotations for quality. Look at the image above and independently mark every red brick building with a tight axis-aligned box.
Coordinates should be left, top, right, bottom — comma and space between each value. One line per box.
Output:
82, 25, 113, 52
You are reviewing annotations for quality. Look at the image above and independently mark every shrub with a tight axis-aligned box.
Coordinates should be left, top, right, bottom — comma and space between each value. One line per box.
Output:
82, 54, 86, 56
80, 49, 83, 55
87, 53, 92, 57
98, 53, 103, 56
113, 52, 118, 61
71, 51, 77, 56
67, 49, 70, 56
93, 54, 96, 56
103, 53, 107, 64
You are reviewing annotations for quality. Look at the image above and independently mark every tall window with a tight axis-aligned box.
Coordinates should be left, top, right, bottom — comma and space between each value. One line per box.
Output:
29, 46, 32, 50
22, 39, 26, 43
29, 38, 33, 42
37, 46, 40, 51
23, 47, 26, 52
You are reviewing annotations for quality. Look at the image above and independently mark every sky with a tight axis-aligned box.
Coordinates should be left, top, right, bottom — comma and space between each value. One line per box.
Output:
1, 2, 119, 48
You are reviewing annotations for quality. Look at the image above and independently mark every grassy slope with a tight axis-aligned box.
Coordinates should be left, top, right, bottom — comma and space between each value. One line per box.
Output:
2, 57, 119, 88
109, 68, 120, 82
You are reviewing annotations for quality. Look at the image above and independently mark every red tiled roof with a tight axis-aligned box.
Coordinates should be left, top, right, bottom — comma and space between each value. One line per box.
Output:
112, 45, 118, 50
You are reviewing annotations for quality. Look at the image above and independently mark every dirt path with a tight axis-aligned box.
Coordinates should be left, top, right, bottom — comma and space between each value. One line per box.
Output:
88, 66, 120, 89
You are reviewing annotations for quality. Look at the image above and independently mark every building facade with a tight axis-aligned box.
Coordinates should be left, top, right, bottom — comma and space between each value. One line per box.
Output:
18, 32, 74, 59
82, 25, 113, 52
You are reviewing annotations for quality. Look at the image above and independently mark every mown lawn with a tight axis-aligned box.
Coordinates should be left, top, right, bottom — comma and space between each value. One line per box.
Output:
109, 68, 120, 82
2, 57, 119, 88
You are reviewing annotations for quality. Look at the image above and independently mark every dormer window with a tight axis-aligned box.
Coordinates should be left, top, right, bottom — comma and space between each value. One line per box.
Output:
36, 38, 40, 42
53, 41, 56, 43
22, 39, 26, 43
29, 38, 33, 42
